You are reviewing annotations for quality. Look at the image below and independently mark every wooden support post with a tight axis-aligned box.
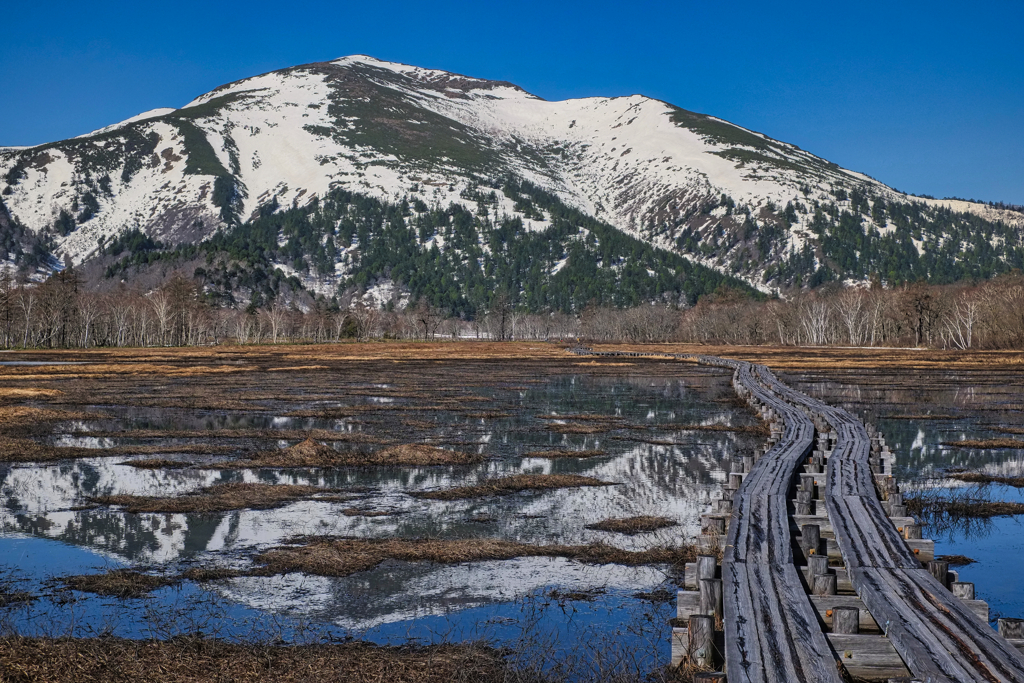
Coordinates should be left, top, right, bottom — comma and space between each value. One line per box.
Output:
801, 524, 821, 558
807, 555, 830, 585
696, 554, 718, 581
742, 454, 754, 472
688, 614, 715, 668
701, 515, 726, 535
951, 582, 975, 600
814, 573, 838, 596
692, 673, 726, 682
890, 504, 907, 517
700, 578, 724, 627
832, 606, 859, 634
928, 560, 950, 589
730, 459, 744, 474
728, 473, 743, 490
904, 523, 922, 540
800, 473, 815, 494
998, 618, 1024, 639
796, 501, 812, 515
796, 490, 813, 504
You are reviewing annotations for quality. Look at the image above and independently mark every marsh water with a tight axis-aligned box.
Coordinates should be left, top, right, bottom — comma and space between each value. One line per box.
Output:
0, 362, 761, 672
2, 354, 1024, 674
786, 365, 1024, 624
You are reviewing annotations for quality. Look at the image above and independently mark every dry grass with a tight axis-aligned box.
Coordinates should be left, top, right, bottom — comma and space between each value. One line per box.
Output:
535, 414, 623, 423
941, 438, 1024, 449
884, 414, 959, 420
341, 508, 397, 517
936, 554, 977, 566
90, 483, 330, 513
906, 489, 1024, 520
0, 590, 34, 608
949, 472, 1024, 487
118, 459, 194, 469
0, 438, 234, 464
523, 449, 607, 459
225, 440, 483, 468
654, 422, 769, 435
75, 428, 385, 444
0, 406, 102, 424
544, 422, 614, 435
585, 516, 678, 535
546, 587, 605, 602
255, 537, 697, 578
177, 567, 246, 583
0, 387, 62, 399
60, 570, 177, 598
414, 474, 615, 500
991, 426, 1024, 435
0, 636, 512, 683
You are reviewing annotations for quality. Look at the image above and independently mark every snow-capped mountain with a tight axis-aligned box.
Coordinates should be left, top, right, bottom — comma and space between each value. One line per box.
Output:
1, 55, 1021, 293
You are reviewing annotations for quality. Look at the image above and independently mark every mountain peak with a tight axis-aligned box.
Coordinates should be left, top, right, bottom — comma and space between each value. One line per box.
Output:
0, 56, 1020, 297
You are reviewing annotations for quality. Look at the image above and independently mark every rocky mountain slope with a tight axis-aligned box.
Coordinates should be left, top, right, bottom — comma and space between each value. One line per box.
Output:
2, 55, 1022, 302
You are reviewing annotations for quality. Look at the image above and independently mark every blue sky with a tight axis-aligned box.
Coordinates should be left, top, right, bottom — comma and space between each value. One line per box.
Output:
3, 0, 1022, 204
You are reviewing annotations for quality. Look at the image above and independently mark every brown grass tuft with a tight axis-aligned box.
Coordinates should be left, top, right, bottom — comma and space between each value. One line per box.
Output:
941, 438, 1024, 449
543, 422, 614, 435
523, 449, 607, 459
178, 567, 246, 583
906, 489, 1024, 519
341, 508, 397, 517
585, 516, 678, 535
655, 422, 769, 435
885, 414, 959, 420
61, 570, 176, 598
0, 438, 235, 464
90, 483, 329, 513
0, 591, 34, 608
118, 459, 193, 469
935, 554, 977, 566
948, 472, 1024, 487
255, 537, 696, 578
225, 440, 483, 468
414, 474, 615, 500
0, 406, 102, 425
0, 636, 511, 683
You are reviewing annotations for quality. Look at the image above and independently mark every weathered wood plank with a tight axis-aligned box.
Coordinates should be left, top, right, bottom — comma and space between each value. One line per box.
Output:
810, 595, 880, 632
851, 566, 1024, 681
826, 633, 911, 679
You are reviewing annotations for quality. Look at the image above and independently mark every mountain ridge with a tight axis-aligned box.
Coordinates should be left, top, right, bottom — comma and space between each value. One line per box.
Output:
1, 55, 1022, 301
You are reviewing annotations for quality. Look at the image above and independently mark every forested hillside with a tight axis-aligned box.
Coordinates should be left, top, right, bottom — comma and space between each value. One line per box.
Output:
103, 178, 754, 315
2, 55, 1021, 297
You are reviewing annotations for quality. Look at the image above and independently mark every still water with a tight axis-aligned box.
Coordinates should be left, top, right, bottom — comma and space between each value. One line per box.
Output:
0, 367, 758, 671
786, 366, 1024, 625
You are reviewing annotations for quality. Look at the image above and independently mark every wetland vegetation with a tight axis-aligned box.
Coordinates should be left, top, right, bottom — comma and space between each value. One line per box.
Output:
2, 342, 1024, 680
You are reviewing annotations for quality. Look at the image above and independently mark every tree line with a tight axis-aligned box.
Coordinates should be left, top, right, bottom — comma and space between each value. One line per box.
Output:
4, 265, 1024, 350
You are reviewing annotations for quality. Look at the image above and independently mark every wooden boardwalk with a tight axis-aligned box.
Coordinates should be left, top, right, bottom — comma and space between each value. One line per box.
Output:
571, 348, 1024, 682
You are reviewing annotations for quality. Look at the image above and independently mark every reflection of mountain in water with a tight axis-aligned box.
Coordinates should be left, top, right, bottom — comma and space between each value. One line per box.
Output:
0, 370, 756, 623
783, 369, 1024, 478
218, 557, 668, 631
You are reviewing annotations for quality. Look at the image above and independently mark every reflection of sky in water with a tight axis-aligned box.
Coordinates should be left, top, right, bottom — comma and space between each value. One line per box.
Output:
0, 368, 747, 663
784, 367, 1024, 624
0, 535, 671, 672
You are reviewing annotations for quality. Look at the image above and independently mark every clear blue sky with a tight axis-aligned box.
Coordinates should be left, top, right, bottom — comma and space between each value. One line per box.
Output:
3, 0, 1022, 204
